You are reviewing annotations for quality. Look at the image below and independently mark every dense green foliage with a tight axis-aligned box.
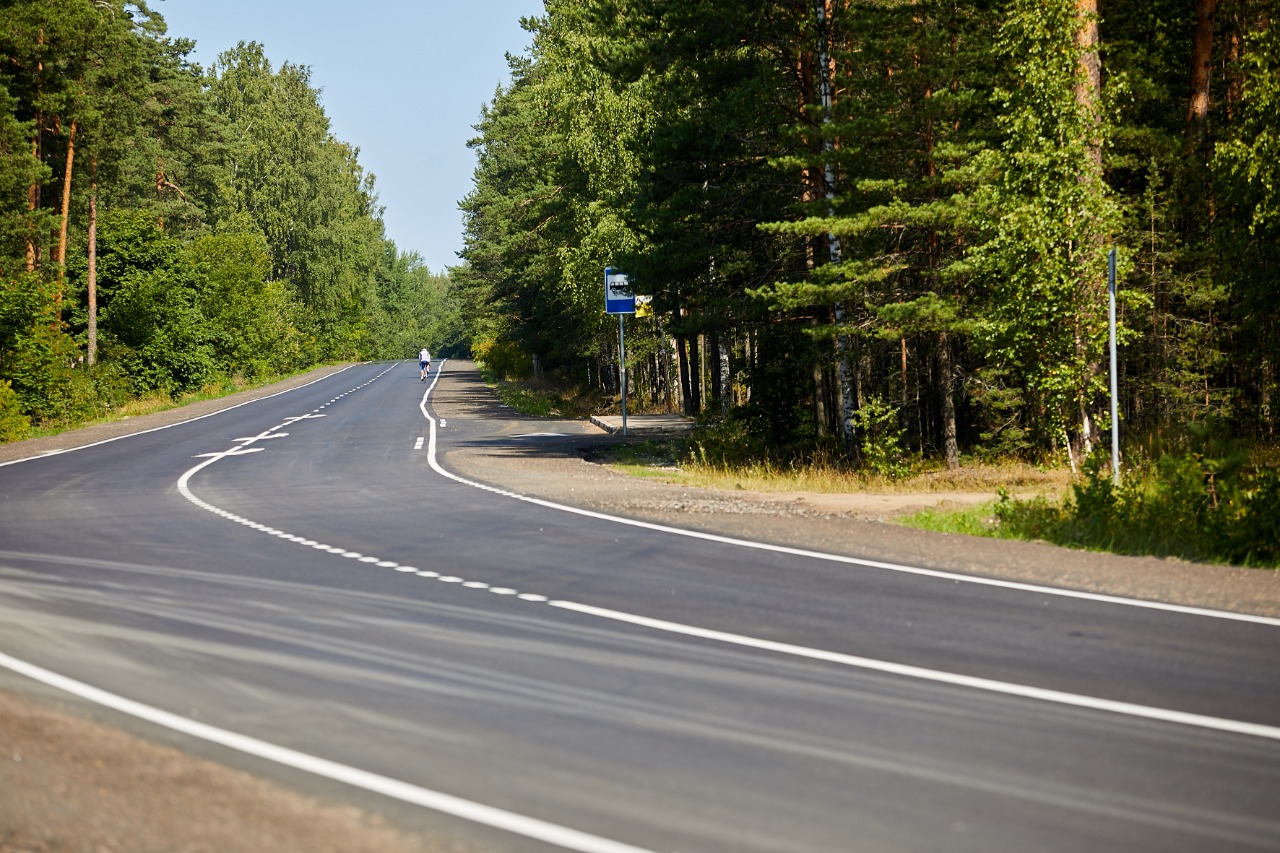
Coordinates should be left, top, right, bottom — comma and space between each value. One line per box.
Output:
994, 439, 1280, 566
460, 0, 1280, 474
0, 0, 459, 436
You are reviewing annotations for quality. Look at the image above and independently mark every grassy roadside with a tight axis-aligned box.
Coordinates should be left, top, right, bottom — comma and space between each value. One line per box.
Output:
595, 437, 1067, 496
480, 366, 608, 419
10, 365, 346, 443
478, 370, 1278, 569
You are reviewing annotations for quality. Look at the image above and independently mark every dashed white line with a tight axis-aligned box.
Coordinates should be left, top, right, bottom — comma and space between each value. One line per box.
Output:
175, 362, 1280, 746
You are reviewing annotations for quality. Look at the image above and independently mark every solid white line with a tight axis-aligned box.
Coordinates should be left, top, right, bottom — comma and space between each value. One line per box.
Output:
0, 366, 355, 468
547, 600, 1280, 741
414, 362, 1280, 740
0, 652, 658, 853
418, 373, 1280, 629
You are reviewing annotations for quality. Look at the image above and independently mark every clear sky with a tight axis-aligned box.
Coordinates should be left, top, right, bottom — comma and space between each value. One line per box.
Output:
154, 0, 545, 273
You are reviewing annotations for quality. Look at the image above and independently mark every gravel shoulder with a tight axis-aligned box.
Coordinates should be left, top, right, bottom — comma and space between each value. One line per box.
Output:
2, 361, 1276, 852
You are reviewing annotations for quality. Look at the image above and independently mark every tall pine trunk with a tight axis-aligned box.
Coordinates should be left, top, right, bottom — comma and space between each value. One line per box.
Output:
815, 0, 858, 448
1186, 0, 1218, 155
55, 118, 77, 318
26, 127, 40, 271
939, 331, 960, 469
87, 176, 97, 366
677, 334, 693, 414
1075, 0, 1104, 458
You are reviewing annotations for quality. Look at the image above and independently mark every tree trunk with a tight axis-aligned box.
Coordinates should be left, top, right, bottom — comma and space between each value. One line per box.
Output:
718, 332, 732, 411
660, 318, 680, 412
677, 334, 692, 414
1186, 0, 1219, 155
689, 331, 703, 414
53, 116, 77, 320
26, 122, 41, 271
708, 333, 723, 410
26, 30, 44, 271
57, 118, 76, 271
900, 336, 909, 409
939, 332, 959, 469
813, 355, 829, 437
815, 0, 858, 448
87, 180, 97, 366
1076, 0, 1102, 173
659, 318, 675, 411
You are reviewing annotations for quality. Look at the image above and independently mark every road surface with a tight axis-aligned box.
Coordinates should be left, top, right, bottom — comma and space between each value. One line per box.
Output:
1, 360, 1277, 852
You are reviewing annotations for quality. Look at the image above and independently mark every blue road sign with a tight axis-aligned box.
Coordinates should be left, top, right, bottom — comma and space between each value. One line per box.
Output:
604, 267, 635, 315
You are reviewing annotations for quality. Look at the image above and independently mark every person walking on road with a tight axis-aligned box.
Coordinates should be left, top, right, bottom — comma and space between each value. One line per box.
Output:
418, 348, 431, 381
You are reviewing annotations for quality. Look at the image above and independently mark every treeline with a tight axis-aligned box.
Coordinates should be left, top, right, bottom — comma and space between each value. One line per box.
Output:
458, 0, 1279, 470
0, 0, 459, 439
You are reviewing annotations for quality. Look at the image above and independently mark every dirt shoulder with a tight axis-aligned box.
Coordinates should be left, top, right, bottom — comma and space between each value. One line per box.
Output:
1, 361, 1276, 852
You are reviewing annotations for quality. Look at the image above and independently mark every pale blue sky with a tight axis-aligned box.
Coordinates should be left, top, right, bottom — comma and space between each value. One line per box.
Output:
155, 1, 546, 273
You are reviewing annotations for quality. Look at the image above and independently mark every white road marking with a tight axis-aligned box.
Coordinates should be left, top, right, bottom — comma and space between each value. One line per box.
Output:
408, 362, 1280, 741
0, 367, 357, 469
0, 652, 660, 853
6, 358, 1276, 848
547, 601, 1280, 742
2, 364, 665, 853
195, 447, 264, 458
414, 437, 425, 450
417, 379, 1280, 629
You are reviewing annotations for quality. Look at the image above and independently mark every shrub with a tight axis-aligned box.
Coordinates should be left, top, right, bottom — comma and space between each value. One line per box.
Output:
472, 337, 532, 380
0, 379, 29, 441
996, 444, 1280, 567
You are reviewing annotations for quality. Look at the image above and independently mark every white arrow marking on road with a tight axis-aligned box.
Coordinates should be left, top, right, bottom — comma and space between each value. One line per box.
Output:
233, 433, 288, 442
194, 447, 265, 458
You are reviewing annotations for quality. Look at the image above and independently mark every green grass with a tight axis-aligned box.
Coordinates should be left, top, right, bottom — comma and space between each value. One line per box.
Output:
479, 367, 607, 419
899, 502, 1005, 537
11, 366, 340, 443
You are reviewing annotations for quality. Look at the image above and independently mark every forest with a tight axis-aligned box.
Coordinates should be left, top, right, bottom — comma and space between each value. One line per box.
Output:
457, 0, 1279, 476
0, 0, 459, 440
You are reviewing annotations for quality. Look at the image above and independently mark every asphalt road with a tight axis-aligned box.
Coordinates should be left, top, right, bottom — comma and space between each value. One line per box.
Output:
1, 360, 1278, 852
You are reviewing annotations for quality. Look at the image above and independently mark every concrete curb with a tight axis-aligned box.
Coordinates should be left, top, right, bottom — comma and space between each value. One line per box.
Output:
589, 414, 695, 436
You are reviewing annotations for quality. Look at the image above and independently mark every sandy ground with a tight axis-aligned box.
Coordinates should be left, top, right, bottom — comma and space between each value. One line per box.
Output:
1, 362, 1277, 851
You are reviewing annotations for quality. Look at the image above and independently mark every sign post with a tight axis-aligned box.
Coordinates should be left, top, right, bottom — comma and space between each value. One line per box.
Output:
1108, 248, 1120, 486
604, 268, 636, 437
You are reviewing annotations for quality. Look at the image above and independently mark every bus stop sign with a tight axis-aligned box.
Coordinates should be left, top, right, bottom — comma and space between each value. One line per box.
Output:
604, 267, 635, 315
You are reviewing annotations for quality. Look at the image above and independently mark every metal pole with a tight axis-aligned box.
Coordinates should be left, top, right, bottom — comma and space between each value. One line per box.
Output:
1109, 247, 1120, 485
619, 313, 628, 437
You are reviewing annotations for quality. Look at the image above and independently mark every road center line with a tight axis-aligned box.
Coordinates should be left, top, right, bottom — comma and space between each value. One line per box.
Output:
0, 365, 357, 469
4, 361, 663, 853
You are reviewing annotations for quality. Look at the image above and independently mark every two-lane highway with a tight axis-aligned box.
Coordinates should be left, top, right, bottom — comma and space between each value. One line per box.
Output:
2, 360, 1278, 852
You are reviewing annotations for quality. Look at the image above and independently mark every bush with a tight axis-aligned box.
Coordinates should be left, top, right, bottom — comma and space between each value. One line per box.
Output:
472, 337, 532, 380
854, 395, 911, 479
995, 444, 1280, 567
0, 378, 29, 441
